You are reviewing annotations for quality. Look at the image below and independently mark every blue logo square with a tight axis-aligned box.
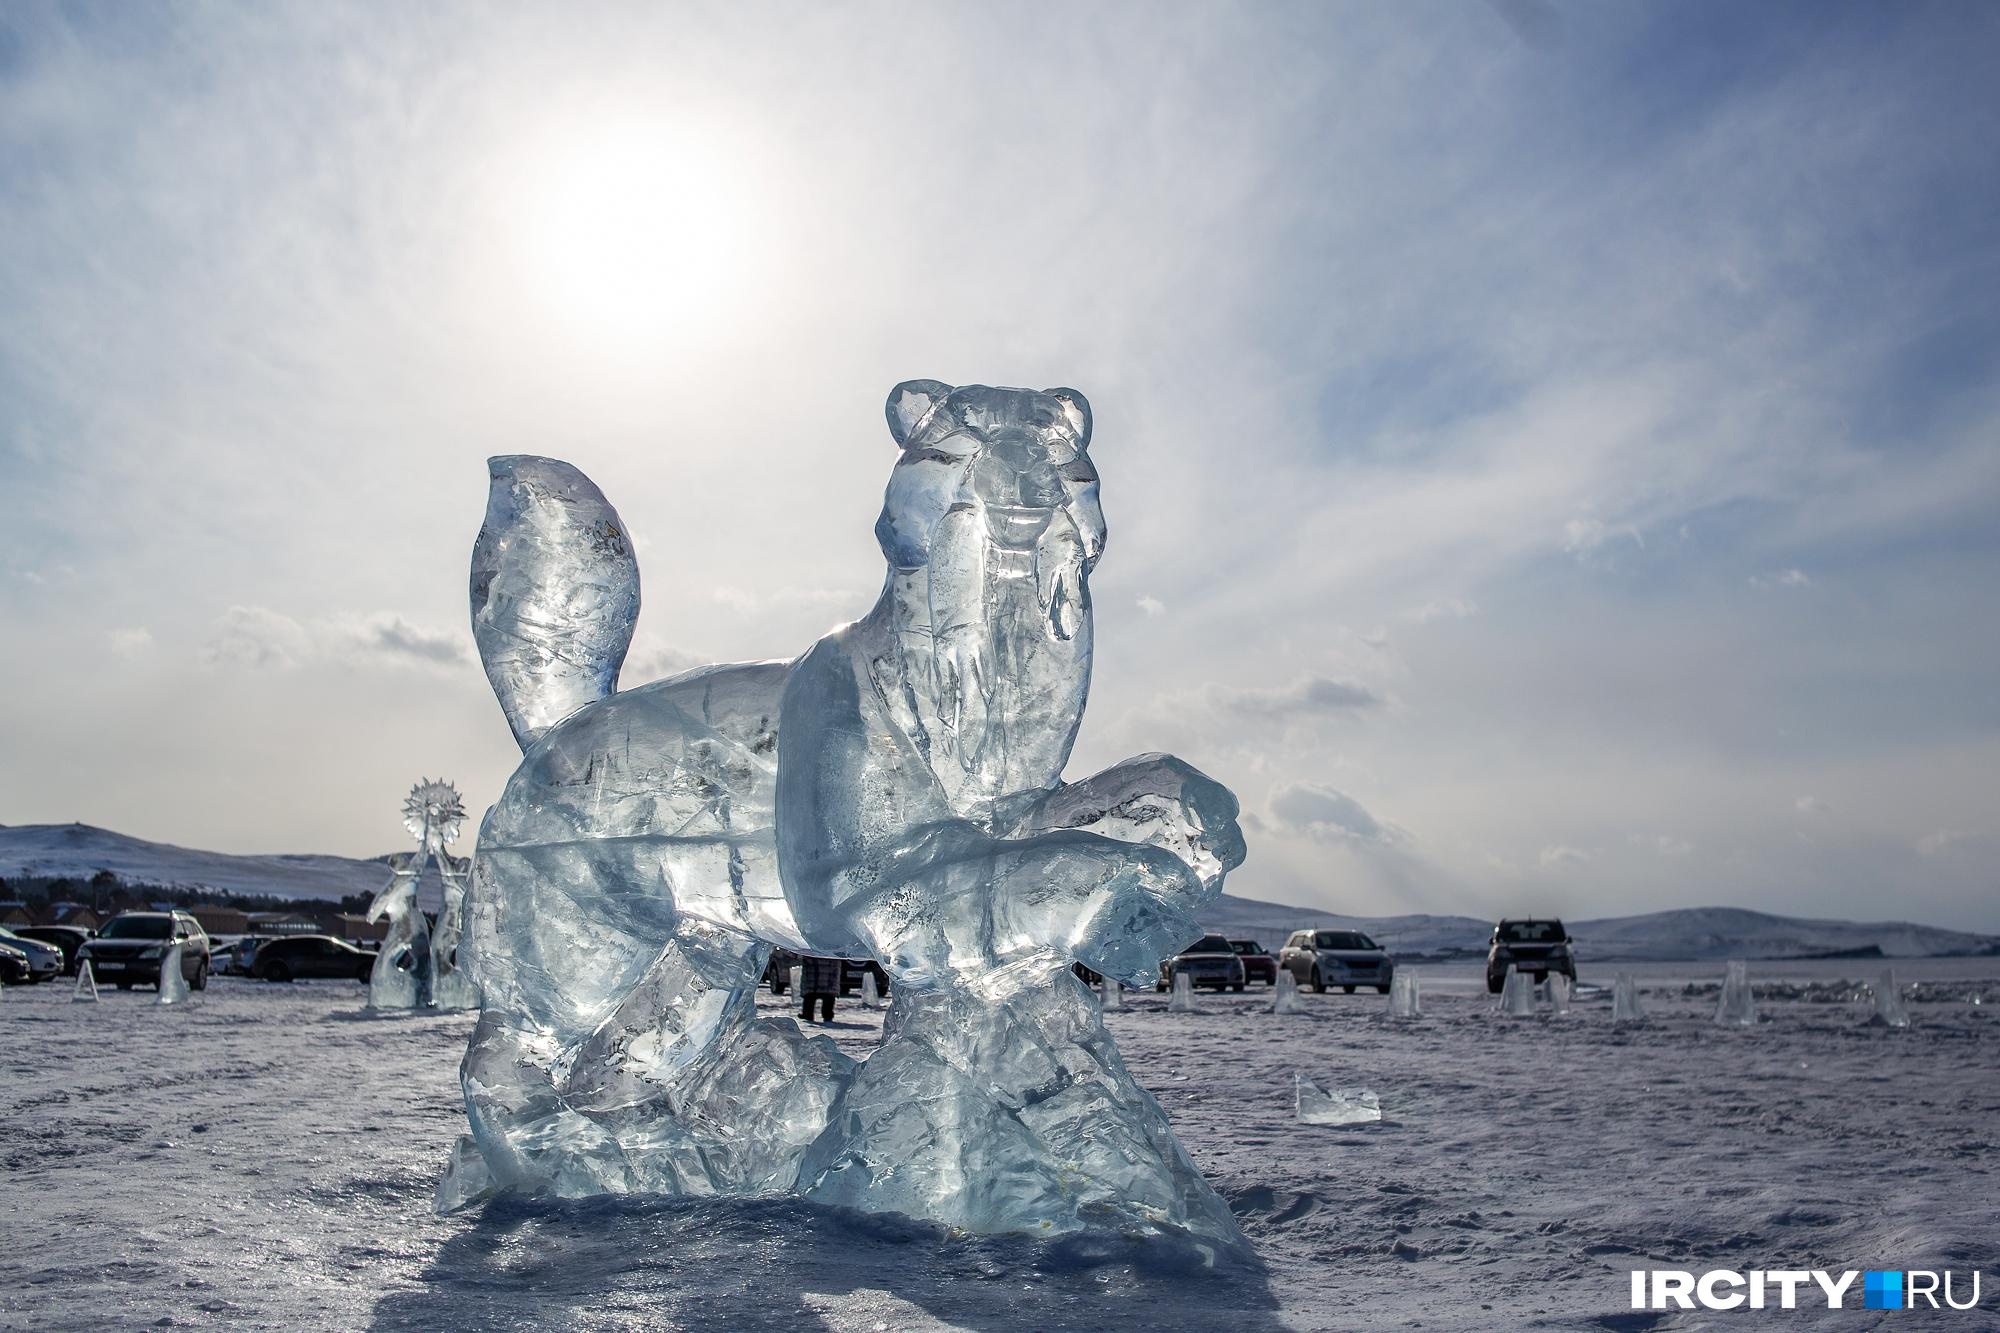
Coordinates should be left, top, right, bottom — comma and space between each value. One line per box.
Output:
1864, 1271, 1903, 1310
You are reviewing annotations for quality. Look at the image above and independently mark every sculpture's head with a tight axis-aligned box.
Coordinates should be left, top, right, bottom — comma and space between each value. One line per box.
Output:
875, 380, 1104, 608
873, 381, 1106, 802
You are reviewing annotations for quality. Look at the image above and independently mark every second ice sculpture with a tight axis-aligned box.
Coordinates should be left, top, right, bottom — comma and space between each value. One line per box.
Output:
368, 779, 475, 1010
445, 382, 1248, 1255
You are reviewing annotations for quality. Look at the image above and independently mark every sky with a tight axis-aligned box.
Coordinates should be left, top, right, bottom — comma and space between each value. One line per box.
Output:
3, 1, 1997, 930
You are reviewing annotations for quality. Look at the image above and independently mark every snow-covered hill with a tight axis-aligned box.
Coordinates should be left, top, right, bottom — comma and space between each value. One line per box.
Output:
0, 822, 394, 902
5, 823, 1994, 958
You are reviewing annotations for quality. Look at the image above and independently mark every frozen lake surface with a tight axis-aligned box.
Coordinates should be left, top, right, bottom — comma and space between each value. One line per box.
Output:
4, 960, 1997, 1331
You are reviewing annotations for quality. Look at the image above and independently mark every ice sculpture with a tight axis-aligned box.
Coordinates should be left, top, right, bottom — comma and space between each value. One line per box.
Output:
157, 943, 189, 1006
1543, 972, 1571, 1014
1871, 969, 1910, 1028
1716, 959, 1757, 1026
367, 859, 431, 1009
1272, 968, 1307, 1014
1499, 965, 1534, 1016
1168, 969, 1200, 1013
1296, 1075, 1381, 1125
1100, 976, 1122, 1010
73, 960, 99, 1003
446, 383, 1249, 1256
859, 970, 884, 1010
1386, 970, 1420, 1019
1612, 971, 1645, 1022
406, 781, 478, 1011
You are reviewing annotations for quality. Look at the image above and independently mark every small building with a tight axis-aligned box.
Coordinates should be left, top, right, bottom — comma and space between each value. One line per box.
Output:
190, 906, 251, 937
329, 913, 388, 944
246, 911, 323, 936
0, 900, 32, 927
44, 903, 101, 929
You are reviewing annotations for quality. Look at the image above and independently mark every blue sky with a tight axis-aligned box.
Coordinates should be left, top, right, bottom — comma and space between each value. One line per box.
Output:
3, 1, 1996, 928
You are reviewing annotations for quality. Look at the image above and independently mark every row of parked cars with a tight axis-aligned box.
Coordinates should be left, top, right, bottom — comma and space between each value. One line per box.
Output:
1134, 917, 1579, 996
0, 912, 383, 989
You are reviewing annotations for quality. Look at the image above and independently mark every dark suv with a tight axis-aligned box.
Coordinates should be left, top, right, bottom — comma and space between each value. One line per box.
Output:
1486, 918, 1576, 993
78, 911, 211, 991
252, 935, 377, 983
1279, 929, 1394, 993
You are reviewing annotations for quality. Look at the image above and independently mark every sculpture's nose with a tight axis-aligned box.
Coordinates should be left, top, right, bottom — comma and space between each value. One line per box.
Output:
971, 430, 1065, 510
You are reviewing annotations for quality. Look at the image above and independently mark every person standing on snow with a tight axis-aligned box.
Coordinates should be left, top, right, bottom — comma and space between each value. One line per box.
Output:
799, 955, 843, 1024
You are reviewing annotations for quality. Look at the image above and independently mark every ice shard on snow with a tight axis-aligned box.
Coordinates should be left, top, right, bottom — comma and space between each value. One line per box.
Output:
157, 943, 189, 1006
445, 383, 1249, 1256
1168, 968, 1200, 1013
860, 970, 884, 1010
1716, 959, 1757, 1026
1499, 965, 1534, 1016
73, 960, 99, 1003
1612, 972, 1645, 1022
1295, 1075, 1381, 1126
1872, 969, 1910, 1028
1386, 970, 1420, 1019
1273, 968, 1307, 1014
1543, 972, 1570, 1014
1100, 977, 1122, 1010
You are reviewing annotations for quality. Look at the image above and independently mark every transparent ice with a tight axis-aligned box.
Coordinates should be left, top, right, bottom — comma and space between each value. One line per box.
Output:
445, 383, 1248, 1256
1716, 959, 1756, 1026
157, 943, 189, 1006
1295, 1075, 1380, 1126
1272, 968, 1307, 1014
859, 970, 883, 1010
1386, 970, 1420, 1019
1168, 968, 1200, 1013
1536, 964, 1568, 1008
1871, 969, 1910, 1028
1499, 965, 1534, 1017
1100, 977, 1122, 1010
1612, 971, 1645, 1022
73, 960, 99, 1003
367, 861, 431, 1010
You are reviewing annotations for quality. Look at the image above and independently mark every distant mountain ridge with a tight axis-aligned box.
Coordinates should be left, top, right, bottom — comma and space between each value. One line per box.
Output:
4, 822, 1995, 960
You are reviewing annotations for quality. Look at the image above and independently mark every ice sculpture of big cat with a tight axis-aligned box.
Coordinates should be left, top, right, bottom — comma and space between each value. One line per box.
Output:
442, 381, 1250, 1255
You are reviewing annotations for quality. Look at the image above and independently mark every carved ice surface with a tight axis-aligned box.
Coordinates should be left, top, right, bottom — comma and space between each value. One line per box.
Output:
1543, 972, 1570, 1014
446, 383, 1249, 1257
1716, 959, 1756, 1027
1100, 976, 1122, 1010
1168, 969, 1199, 1013
1272, 968, 1307, 1014
1872, 969, 1910, 1028
157, 943, 189, 1006
367, 863, 431, 1010
1612, 972, 1645, 1023
1386, 970, 1420, 1019
1295, 1075, 1380, 1126
1499, 965, 1534, 1017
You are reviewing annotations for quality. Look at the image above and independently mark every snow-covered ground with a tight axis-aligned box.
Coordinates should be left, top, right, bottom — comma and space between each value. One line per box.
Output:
4, 961, 1997, 1331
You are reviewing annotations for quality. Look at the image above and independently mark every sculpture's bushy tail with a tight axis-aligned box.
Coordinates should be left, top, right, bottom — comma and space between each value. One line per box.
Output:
470, 456, 640, 751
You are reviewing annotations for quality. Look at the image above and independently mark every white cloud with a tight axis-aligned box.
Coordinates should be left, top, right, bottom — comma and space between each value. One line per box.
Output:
1404, 596, 1478, 623
107, 627, 155, 658
1750, 568, 1812, 589
1136, 594, 1166, 617
202, 606, 312, 670
1794, 795, 1830, 816
1538, 844, 1590, 868
200, 606, 466, 671
1267, 782, 1396, 844
1916, 829, 1964, 857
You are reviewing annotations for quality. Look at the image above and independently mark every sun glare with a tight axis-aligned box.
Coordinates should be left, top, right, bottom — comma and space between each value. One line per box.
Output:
511, 118, 763, 353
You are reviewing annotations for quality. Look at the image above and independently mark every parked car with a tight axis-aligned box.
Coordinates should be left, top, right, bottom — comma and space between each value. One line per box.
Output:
1279, 929, 1394, 994
1229, 939, 1277, 986
764, 947, 803, 994
251, 935, 377, 983
1486, 918, 1576, 994
219, 935, 274, 977
78, 911, 211, 990
839, 959, 890, 998
0, 938, 31, 985
1158, 934, 1247, 992
0, 926, 64, 983
13, 924, 96, 976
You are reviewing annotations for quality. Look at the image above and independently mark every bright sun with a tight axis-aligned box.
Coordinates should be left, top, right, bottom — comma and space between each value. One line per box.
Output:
512, 117, 761, 352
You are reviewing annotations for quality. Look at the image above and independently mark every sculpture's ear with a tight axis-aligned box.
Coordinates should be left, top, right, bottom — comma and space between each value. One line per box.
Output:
887, 380, 952, 448
1045, 387, 1091, 449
